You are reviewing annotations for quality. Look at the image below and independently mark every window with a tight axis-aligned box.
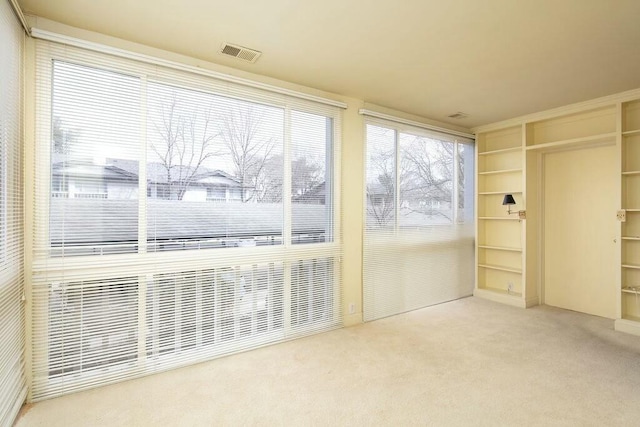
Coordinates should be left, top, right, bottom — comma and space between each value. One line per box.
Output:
32, 41, 342, 399
399, 132, 455, 226
366, 124, 395, 229
45, 65, 336, 254
50, 61, 140, 255
145, 81, 285, 251
367, 124, 472, 229
291, 111, 334, 244
363, 120, 474, 321
206, 187, 226, 201
48, 277, 139, 376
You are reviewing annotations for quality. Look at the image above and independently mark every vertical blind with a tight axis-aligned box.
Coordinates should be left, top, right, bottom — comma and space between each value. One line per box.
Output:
363, 120, 475, 321
0, 0, 26, 424
31, 40, 342, 400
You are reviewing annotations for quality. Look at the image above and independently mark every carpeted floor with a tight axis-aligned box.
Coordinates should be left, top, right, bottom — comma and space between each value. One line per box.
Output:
15, 297, 640, 426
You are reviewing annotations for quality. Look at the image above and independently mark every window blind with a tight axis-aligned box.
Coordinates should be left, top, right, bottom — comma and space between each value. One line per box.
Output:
363, 120, 475, 321
31, 40, 342, 400
0, 0, 26, 424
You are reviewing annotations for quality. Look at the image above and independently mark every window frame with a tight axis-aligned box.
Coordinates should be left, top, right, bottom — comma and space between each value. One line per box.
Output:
34, 45, 342, 261
30, 40, 343, 398
364, 118, 474, 231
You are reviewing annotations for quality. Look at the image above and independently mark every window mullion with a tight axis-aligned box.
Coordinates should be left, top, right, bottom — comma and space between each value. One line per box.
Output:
283, 107, 292, 246
394, 129, 400, 232
138, 76, 148, 252
453, 141, 460, 223
137, 76, 148, 366
283, 107, 292, 333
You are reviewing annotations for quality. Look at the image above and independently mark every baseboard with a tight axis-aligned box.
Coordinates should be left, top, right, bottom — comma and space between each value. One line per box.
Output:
614, 318, 640, 337
343, 312, 363, 326
525, 296, 540, 308
474, 288, 526, 308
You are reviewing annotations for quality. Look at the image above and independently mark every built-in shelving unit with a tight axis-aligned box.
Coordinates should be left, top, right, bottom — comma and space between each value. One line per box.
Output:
474, 91, 640, 336
475, 125, 527, 307
619, 99, 640, 333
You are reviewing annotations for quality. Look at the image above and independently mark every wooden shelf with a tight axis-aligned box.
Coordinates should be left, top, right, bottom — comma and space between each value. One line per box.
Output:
525, 132, 616, 152
476, 127, 528, 309
478, 191, 522, 195
478, 146, 521, 156
478, 168, 522, 176
478, 245, 522, 252
621, 100, 640, 331
478, 264, 522, 274
477, 216, 520, 221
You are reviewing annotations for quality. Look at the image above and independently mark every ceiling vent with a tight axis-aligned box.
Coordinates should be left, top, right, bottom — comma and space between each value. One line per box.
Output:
220, 43, 262, 63
447, 112, 469, 119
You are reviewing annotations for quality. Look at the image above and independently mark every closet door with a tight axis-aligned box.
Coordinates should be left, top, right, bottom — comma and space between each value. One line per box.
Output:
544, 144, 617, 318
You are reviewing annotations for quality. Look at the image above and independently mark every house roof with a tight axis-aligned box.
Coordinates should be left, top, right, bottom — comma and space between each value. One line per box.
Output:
292, 182, 326, 203
108, 158, 242, 187
52, 161, 138, 182
53, 157, 244, 188
50, 199, 326, 244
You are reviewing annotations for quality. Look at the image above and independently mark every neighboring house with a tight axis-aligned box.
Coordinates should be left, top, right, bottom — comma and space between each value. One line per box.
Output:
51, 161, 139, 200
50, 158, 327, 252
293, 181, 326, 205
51, 157, 250, 202
366, 180, 453, 226
108, 158, 248, 202
366, 181, 393, 207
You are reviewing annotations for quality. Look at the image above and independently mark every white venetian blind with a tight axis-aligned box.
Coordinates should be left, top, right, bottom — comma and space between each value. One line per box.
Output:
363, 119, 475, 321
31, 39, 342, 400
0, 0, 26, 425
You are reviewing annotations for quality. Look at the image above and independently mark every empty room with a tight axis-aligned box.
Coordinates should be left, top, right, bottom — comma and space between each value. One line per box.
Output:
2, 0, 640, 425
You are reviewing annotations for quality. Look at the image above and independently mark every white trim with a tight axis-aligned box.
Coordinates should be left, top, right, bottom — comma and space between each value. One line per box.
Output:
615, 318, 640, 337
474, 289, 526, 308
8, 0, 28, 34
359, 108, 475, 139
472, 87, 640, 134
29, 28, 348, 110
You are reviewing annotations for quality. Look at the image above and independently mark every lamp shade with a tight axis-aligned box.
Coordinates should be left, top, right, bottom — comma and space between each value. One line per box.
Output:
502, 194, 516, 205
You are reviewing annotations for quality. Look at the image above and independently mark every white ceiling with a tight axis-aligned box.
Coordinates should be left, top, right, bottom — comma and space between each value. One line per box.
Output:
17, 0, 640, 128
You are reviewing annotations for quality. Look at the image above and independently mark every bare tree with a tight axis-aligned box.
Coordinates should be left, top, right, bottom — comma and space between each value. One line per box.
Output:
366, 147, 396, 227
52, 117, 80, 155
291, 157, 323, 201
248, 155, 326, 204
151, 96, 221, 200
253, 154, 283, 203
400, 137, 454, 220
218, 105, 278, 202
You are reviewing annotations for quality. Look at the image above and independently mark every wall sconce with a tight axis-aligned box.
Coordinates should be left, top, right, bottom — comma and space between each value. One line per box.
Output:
502, 194, 516, 214
502, 194, 526, 220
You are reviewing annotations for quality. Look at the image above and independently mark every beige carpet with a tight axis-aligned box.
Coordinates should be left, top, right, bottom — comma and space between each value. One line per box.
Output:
15, 297, 640, 426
